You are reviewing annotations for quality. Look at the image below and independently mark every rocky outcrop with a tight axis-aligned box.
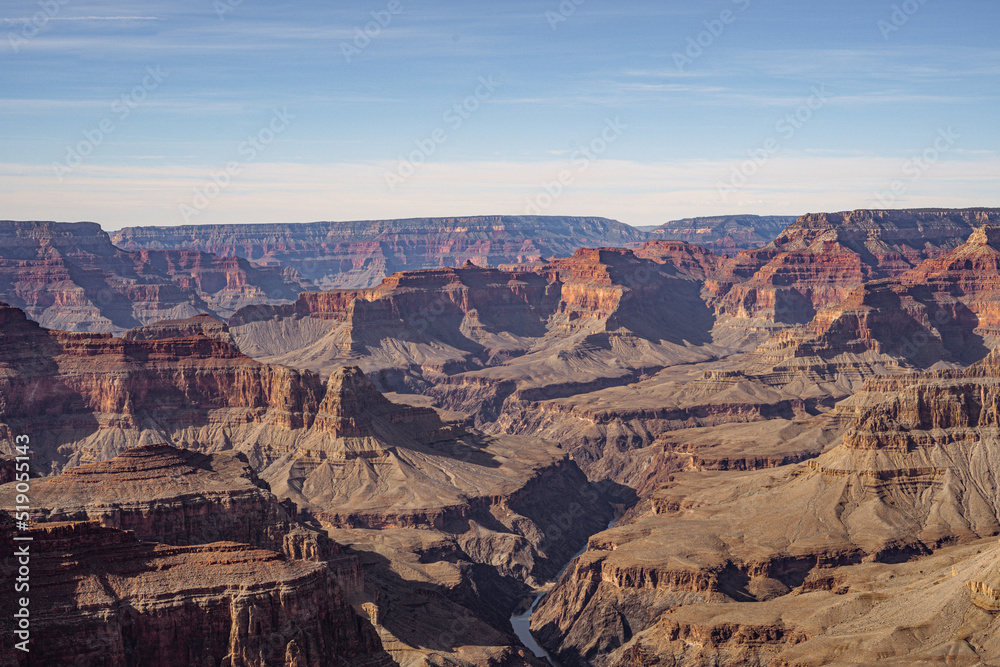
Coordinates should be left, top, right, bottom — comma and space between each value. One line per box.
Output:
7, 444, 353, 569
631, 240, 725, 281
707, 208, 999, 324
0, 520, 387, 666
111, 216, 650, 289
0, 303, 327, 474
0, 221, 307, 333
647, 215, 795, 254
747, 223, 1000, 385
531, 347, 1000, 665
599, 537, 1000, 666
122, 312, 236, 344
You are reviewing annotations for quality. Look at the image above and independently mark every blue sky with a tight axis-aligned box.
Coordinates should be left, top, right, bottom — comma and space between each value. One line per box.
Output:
0, 0, 997, 229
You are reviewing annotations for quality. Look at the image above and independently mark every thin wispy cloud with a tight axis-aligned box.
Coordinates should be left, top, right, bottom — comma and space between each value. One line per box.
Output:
0, 0, 996, 224
1, 16, 160, 22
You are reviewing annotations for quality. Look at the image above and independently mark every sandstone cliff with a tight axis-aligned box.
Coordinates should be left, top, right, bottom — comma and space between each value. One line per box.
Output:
0, 520, 387, 667
0, 220, 306, 333
708, 208, 998, 324
745, 223, 1000, 391
111, 216, 650, 289
531, 347, 1000, 665
647, 215, 794, 254
0, 305, 327, 474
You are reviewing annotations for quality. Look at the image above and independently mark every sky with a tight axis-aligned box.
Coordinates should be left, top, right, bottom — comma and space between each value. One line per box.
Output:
0, 0, 997, 230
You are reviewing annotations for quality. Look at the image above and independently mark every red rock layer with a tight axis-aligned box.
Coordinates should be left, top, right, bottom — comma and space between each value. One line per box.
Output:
233, 246, 713, 345
0, 220, 305, 333
707, 208, 999, 323
647, 215, 795, 254
631, 240, 725, 280
111, 215, 650, 289
0, 307, 448, 474
758, 224, 1000, 371
0, 520, 386, 666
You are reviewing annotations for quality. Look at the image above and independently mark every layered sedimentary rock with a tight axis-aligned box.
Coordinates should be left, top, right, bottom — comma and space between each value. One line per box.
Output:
531, 348, 1000, 666
707, 208, 998, 324
0, 520, 386, 667
232, 246, 718, 390
647, 215, 795, 254
747, 223, 1000, 390
4, 444, 353, 570
122, 312, 237, 344
0, 308, 611, 665
0, 220, 306, 333
228, 246, 735, 483
603, 537, 1000, 666
111, 216, 650, 289
249, 366, 616, 664
0, 304, 326, 474
631, 240, 725, 281
229, 242, 862, 485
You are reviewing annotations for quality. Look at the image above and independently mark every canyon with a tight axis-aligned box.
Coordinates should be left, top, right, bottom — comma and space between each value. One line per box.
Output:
0, 220, 307, 334
646, 215, 796, 255
111, 216, 651, 290
4, 209, 1000, 666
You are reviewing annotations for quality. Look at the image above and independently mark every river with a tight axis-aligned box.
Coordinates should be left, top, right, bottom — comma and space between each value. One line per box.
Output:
510, 520, 617, 666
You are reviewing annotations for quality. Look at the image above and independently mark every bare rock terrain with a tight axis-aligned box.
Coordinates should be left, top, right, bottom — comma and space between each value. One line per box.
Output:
0, 220, 306, 333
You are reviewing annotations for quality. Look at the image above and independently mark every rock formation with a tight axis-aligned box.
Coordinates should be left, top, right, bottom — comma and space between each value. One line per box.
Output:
647, 215, 795, 254
530, 347, 1000, 666
0, 442, 396, 666
0, 520, 387, 666
111, 216, 650, 289
0, 309, 613, 664
5, 444, 352, 568
0, 304, 326, 474
0, 220, 306, 333
744, 222, 1000, 393
707, 208, 998, 324
7, 208, 1000, 665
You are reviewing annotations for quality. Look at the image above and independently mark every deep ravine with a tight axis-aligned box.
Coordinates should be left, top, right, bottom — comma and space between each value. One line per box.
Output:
510, 519, 618, 665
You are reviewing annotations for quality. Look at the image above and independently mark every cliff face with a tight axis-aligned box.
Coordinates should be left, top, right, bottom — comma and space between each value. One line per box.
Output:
111, 216, 650, 289
10, 444, 353, 570
0, 443, 393, 666
707, 208, 998, 324
631, 240, 725, 281
531, 348, 1000, 666
0, 309, 611, 665
0, 305, 326, 474
647, 215, 795, 254
750, 224, 1000, 381
0, 521, 386, 667
229, 246, 724, 487
231, 246, 717, 377
0, 221, 306, 333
